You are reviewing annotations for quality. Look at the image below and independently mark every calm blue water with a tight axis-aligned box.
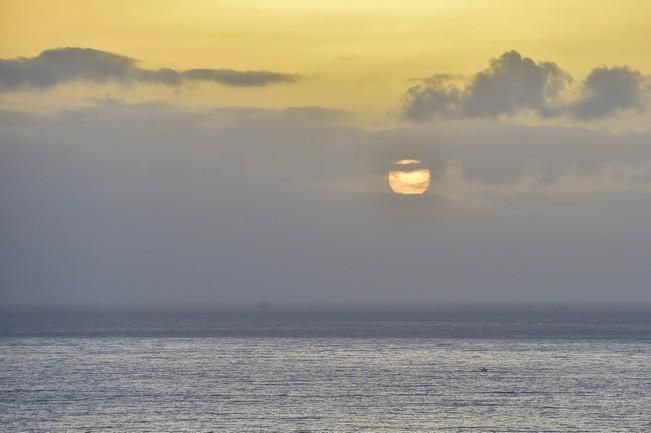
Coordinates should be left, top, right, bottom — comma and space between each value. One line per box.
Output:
1, 306, 651, 432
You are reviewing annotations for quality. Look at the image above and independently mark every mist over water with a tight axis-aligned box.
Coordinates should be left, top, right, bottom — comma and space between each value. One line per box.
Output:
2, 304, 651, 339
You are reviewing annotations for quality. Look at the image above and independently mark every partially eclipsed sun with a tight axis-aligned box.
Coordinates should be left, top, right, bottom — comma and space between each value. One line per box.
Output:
388, 159, 430, 195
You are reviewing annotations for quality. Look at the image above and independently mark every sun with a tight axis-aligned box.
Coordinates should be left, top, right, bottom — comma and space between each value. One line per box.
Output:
388, 159, 430, 195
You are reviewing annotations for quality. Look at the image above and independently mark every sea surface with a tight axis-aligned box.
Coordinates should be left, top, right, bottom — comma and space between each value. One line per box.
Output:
1, 305, 651, 432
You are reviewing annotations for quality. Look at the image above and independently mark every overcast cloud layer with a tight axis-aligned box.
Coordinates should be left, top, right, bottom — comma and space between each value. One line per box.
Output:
2, 102, 651, 305
0, 48, 300, 90
403, 51, 649, 121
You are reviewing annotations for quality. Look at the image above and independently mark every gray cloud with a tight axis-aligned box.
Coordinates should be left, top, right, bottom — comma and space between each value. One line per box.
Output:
0, 47, 299, 91
180, 69, 298, 87
462, 51, 569, 117
403, 51, 570, 120
401, 74, 463, 122
569, 66, 646, 119
402, 50, 648, 121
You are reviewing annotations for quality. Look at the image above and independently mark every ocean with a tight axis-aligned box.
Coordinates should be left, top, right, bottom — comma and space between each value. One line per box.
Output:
1, 305, 650, 432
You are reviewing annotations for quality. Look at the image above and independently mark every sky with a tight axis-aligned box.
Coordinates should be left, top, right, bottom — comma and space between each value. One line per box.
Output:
2, 1, 651, 306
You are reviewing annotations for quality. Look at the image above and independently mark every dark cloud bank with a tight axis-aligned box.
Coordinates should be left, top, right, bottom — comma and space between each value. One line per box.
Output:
403, 50, 648, 121
0, 47, 299, 90
2, 102, 651, 306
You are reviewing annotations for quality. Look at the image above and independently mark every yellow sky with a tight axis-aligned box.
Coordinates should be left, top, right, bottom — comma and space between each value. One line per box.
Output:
2, 0, 651, 119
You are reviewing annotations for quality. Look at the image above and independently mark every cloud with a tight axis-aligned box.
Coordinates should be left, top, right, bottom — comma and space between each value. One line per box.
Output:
568, 66, 646, 119
403, 51, 570, 120
463, 51, 569, 117
180, 69, 298, 87
0, 47, 299, 91
401, 74, 463, 122
402, 50, 648, 122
